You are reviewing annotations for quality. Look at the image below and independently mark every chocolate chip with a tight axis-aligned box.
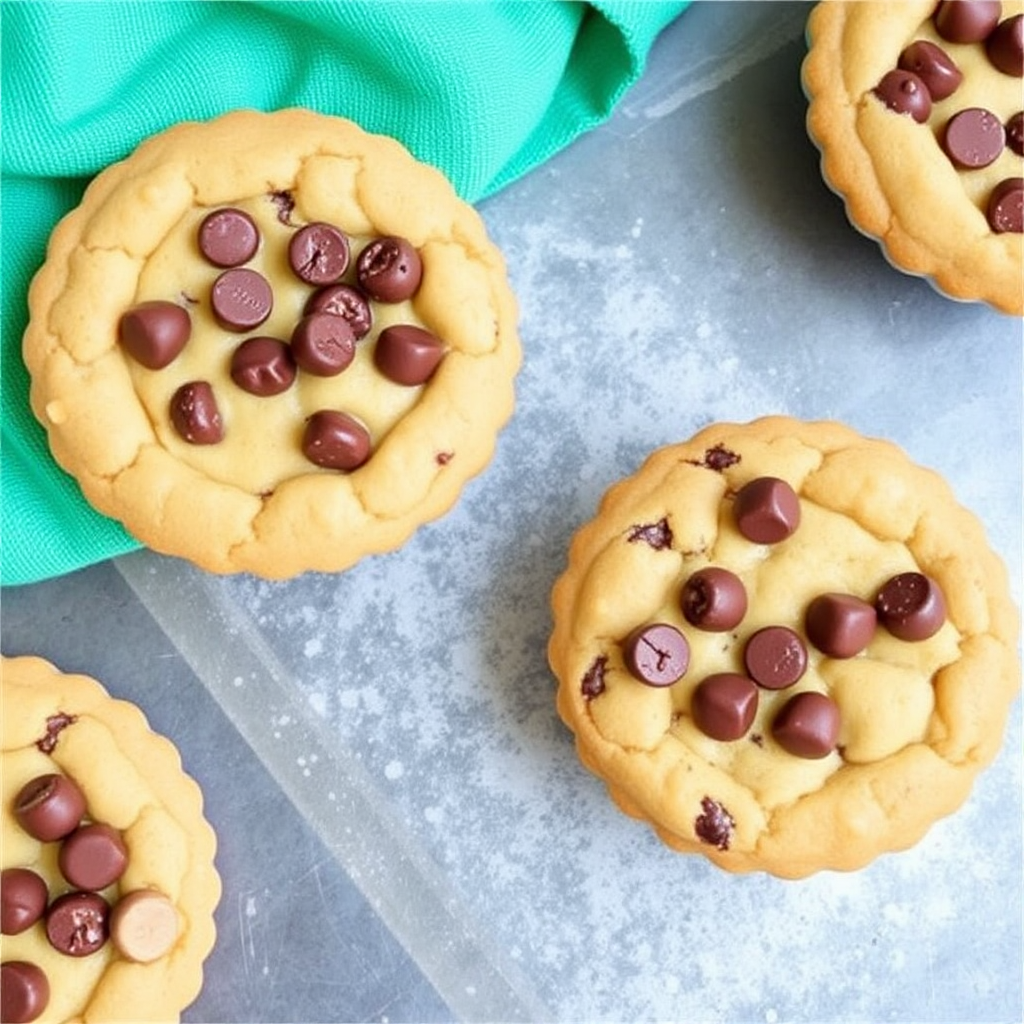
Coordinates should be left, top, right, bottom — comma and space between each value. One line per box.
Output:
681, 566, 747, 632
35, 711, 75, 754
59, 822, 129, 891
686, 444, 741, 471
804, 593, 877, 658
875, 572, 947, 641
1, 868, 48, 935
290, 313, 357, 376
197, 208, 260, 267
269, 190, 295, 225
986, 14, 1023, 76
988, 177, 1024, 233
170, 381, 223, 444
772, 691, 840, 759
898, 40, 963, 101
627, 518, 673, 550
744, 626, 807, 690
1006, 112, 1024, 156
230, 336, 296, 396
356, 236, 422, 302
694, 796, 734, 850
305, 283, 373, 339
302, 410, 371, 470
374, 324, 446, 385
46, 891, 109, 957
581, 655, 607, 699
0, 962, 49, 1023
943, 107, 1005, 168
691, 673, 759, 741
14, 773, 86, 842
733, 476, 800, 544
118, 301, 191, 369
288, 222, 350, 285
934, 0, 1001, 43
622, 623, 690, 687
874, 69, 932, 123
210, 267, 273, 331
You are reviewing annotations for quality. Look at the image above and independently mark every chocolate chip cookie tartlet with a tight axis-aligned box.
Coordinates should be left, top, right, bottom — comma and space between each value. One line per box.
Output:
22, 108, 521, 577
548, 418, 1020, 877
803, 1, 1023, 315
1, 655, 220, 1021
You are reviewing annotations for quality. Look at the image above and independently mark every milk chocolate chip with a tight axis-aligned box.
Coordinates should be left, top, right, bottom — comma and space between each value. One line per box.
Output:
302, 410, 371, 470
14, 773, 85, 842
0, 962, 49, 1023
772, 691, 840, 759
59, 823, 129, 891
694, 796, 734, 850
627, 518, 673, 550
290, 314, 356, 376
681, 567, 747, 631
288, 222, 350, 285
118, 301, 191, 369
874, 69, 932, 123
943, 107, 1005, 168
356, 236, 422, 302
691, 673, 759, 741
804, 593, 877, 658
733, 477, 800, 543
986, 14, 1024, 76
1006, 112, 1024, 156
198, 208, 260, 267
110, 889, 179, 963
1, 868, 48, 935
306, 283, 373, 339
875, 572, 946, 640
230, 336, 296, 396
374, 325, 446, 385
898, 40, 963, 101
211, 267, 273, 331
744, 626, 807, 690
581, 656, 608, 699
988, 177, 1024, 233
46, 891, 109, 957
170, 381, 223, 444
934, 0, 1001, 44
622, 623, 690, 687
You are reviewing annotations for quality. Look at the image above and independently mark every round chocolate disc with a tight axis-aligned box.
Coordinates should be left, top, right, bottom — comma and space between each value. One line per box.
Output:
0, 961, 50, 1024
875, 572, 946, 641
305, 283, 373, 339
804, 592, 877, 658
1006, 112, 1024, 156
1, 868, 48, 935
288, 222, 350, 285
772, 691, 840, 759
46, 891, 110, 957
356, 236, 423, 302
197, 208, 260, 267
744, 625, 808, 690
59, 822, 129, 891
210, 267, 273, 331
290, 313, 357, 377
14, 773, 86, 842
681, 566, 748, 632
622, 622, 690, 687
230, 336, 296, 397
690, 673, 759, 741
943, 107, 1005, 169
987, 177, 1024, 234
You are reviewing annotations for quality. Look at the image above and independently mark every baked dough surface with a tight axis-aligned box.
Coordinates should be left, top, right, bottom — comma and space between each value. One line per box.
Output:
548, 417, 1020, 877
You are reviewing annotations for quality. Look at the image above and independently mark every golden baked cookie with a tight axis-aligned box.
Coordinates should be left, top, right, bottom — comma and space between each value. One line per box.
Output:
548, 417, 1020, 878
23, 108, 521, 578
1, 655, 220, 1022
803, 0, 1023, 315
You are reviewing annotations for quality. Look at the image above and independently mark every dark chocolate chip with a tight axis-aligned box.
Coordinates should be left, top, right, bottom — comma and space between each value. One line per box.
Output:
35, 712, 76, 754
686, 444, 741, 471
898, 40, 963, 101
1, 868, 48, 935
627, 518, 673, 550
14, 773, 86, 842
581, 656, 607, 699
691, 673, 759, 741
356, 236, 422, 302
59, 823, 129, 891
45, 891, 109, 957
986, 14, 1023, 76
210, 267, 273, 331
1006, 112, 1024, 156
988, 177, 1024, 233
302, 410, 372, 470
733, 476, 801, 544
288, 222, 350, 285
230, 336, 296, 396
943, 107, 1005, 168
622, 623, 690, 687
934, 0, 1001, 43
681, 566, 748, 632
744, 626, 808, 690
290, 313, 357, 376
170, 381, 223, 444
874, 69, 932, 123
875, 572, 946, 641
694, 796, 734, 851
118, 301, 191, 369
269, 190, 295, 225
804, 593, 877, 658
772, 691, 840, 759
197, 208, 260, 267
0, 961, 49, 1023
305, 283, 373, 339
374, 324, 446, 385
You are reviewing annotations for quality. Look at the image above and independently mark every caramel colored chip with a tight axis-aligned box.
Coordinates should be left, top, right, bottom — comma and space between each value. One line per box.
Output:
111, 889, 180, 963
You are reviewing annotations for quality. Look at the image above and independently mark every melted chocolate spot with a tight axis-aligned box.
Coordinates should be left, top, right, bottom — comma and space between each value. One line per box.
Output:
687, 444, 741, 472
581, 656, 607, 699
436, 451, 454, 465
36, 713, 76, 754
695, 796, 734, 850
269, 190, 296, 225
627, 518, 673, 550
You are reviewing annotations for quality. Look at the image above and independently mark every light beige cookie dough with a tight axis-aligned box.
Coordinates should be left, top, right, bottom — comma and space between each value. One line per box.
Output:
548, 417, 1020, 878
803, 1, 1023, 315
23, 108, 521, 578
1, 655, 220, 1021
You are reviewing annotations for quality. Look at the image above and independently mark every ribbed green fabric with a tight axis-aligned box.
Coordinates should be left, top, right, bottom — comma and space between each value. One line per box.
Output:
0, 0, 688, 586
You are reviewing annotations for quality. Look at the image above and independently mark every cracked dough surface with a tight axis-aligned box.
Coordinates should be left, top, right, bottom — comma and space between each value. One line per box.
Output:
802, 0, 1024, 315
548, 417, 1021, 878
1, 654, 220, 1021
22, 108, 521, 578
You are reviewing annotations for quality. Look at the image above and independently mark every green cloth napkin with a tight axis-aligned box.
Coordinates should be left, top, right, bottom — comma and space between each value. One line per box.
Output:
0, 0, 688, 587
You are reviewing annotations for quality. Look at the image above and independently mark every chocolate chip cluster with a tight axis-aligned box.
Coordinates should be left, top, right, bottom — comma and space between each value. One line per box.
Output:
2, 760, 178, 1024
873, 0, 1023, 233
583, 475, 948, 762
117, 193, 446, 472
